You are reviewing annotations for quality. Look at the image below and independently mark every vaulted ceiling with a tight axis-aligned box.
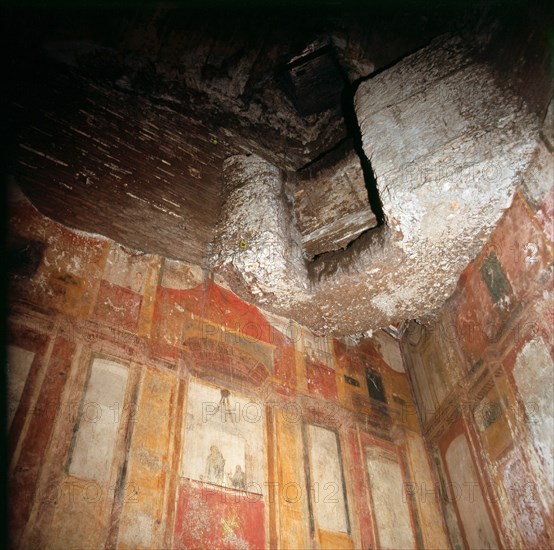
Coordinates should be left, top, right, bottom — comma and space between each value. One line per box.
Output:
6, 2, 553, 334
6, 5, 466, 261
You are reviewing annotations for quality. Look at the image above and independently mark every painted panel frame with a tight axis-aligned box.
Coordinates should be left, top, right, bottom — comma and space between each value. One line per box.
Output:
173, 377, 268, 550
360, 434, 419, 550
303, 422, 351, 536
438, 419, 501, 550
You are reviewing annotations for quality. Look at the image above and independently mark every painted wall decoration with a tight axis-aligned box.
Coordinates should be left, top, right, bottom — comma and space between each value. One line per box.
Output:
9, 187, 532, 549
366, 446, 415, 550
473, 381, 512, 462
444, 433, 498, 549
500, 453, 549, 548
181, 378, 266, 493
372, 331, 405, 373
174, 482, 265, 550
400, 186, 554, 548
479, 251, 514, 306
365, 368, 387, 404
7, 345, 35, 428
407, 351, 436, 424
513, 337, 554, 489
175, 378, 267, 549
68, 357, 129, 484
305, 424, 349, 534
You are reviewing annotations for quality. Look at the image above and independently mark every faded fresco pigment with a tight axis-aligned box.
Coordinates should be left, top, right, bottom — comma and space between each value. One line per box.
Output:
5, 5, 553, 549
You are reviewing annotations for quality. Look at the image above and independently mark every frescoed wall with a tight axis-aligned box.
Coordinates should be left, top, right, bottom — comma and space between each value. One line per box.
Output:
401, 187, 554, 548
6, 187, 447, 549
366, 445, 415, 549
7, 178, 552, 547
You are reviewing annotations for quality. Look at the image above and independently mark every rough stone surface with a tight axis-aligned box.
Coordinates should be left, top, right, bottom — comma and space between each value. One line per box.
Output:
8, 6, 500, 270
350, 34, 540, 327
210, 154, 310, 307
294, 142, 377, 259
210, 35, 547, 336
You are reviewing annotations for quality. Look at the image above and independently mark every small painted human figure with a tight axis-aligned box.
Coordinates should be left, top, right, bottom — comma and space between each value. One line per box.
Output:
205, 445, 225, 484
228, 464, 246, 490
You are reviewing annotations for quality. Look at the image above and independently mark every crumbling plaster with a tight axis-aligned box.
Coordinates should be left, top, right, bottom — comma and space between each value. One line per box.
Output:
209, 35, 548, 336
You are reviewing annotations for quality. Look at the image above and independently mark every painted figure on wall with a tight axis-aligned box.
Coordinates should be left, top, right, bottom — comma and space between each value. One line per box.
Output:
205, 445, 225, 484
182, 380, 264, 493
228, 465, 246, 490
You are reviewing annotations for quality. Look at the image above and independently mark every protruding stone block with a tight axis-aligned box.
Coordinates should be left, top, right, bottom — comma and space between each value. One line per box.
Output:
210, 154, 309, 307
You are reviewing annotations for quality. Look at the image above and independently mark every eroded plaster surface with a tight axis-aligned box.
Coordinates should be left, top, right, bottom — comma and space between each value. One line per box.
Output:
7, 186, 441, 550
513, 337, 554, 503
7, 346, 35, 428
366, 447, 415, 549
68, 358, 129, 484
209, 35, 546, 335
444, 433, 498, 549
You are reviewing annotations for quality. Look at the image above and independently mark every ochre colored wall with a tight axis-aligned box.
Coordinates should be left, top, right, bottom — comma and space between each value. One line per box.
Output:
402, 187, 554, 548
7, 191, 448, 549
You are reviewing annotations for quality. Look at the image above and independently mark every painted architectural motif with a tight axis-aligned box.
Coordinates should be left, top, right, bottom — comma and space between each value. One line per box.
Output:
6, 178, 553, 548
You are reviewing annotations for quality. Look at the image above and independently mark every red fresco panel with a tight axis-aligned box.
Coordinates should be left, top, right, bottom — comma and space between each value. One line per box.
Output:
176, 281, 286, 347
10, 335, 75, 547
93, 279, 142, 333
174, 482, 265, 549
306, 358, 338, 400
348, 430, 375, 550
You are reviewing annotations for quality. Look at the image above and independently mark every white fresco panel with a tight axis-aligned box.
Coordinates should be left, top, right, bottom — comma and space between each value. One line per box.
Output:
445, 433, 498, 549
7, 345, 35, 428
366, 447, 415, 550
307, 424, 348, 533
182, 379, 265, 493
69, 358, 129, 483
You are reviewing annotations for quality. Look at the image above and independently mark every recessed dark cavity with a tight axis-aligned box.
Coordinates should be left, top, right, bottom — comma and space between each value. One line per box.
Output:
341, 73, 386, 227
8, 240, 46, 279
281, 36, 345, 116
